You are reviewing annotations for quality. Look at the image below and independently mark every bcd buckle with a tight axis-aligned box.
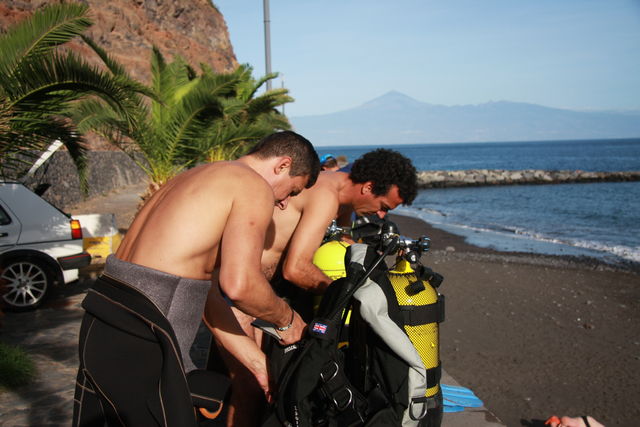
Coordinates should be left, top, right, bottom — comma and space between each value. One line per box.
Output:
332, 387, 354, 411
409, 396, 429, 420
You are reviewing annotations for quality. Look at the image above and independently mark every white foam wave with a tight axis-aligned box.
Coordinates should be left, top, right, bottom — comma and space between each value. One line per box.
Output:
396, 207, 640, 263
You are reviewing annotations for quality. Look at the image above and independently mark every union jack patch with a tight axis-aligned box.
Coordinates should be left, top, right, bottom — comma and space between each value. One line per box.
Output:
312, 322, 328, 334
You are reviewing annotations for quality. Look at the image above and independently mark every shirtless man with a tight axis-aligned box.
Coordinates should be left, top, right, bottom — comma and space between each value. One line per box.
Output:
278, 148, 417, 292
73, 131, 319, 427
207, 148, 417, 426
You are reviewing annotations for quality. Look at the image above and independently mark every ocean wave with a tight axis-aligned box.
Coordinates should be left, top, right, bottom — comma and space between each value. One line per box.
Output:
514, 229, 640, 263
417, 207, 447, 217
396, 206, 640, 263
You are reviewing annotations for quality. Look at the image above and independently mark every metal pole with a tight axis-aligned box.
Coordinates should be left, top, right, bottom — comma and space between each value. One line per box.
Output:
281, 75, 285, 115
263, 0, 272, 91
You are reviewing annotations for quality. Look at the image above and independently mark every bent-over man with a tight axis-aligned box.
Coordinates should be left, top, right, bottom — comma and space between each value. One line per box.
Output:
73, 131, 320, 426
207, 148, 418, 426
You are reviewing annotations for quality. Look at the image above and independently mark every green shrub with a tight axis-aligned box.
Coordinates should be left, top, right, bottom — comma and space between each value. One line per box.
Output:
0, 341, 35, 389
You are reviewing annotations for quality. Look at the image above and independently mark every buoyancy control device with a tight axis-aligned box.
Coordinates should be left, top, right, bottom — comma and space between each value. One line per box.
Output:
263, 219, 445, 426
347, 252, 445, 426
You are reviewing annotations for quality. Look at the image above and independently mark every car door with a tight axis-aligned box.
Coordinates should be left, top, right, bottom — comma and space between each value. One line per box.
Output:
0, 200, 21, 248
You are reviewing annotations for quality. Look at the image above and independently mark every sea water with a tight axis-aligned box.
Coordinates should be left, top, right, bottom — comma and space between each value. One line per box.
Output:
318, 139, 640, 266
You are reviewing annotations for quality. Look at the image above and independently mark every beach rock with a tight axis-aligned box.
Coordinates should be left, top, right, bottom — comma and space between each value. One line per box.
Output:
417, 169, 640, 188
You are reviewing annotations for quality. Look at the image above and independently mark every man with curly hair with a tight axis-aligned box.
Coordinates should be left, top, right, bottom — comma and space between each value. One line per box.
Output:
274, 148, 417, 292
205, 148, 417, 426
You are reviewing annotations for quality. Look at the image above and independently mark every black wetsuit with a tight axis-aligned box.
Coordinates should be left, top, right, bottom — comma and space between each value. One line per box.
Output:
73, 274, 198, 426
73, 258, 228, 426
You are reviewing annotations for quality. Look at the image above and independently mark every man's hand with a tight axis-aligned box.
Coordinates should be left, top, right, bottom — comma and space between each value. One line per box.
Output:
245, 350, 272, 402
278, 309, 306, 345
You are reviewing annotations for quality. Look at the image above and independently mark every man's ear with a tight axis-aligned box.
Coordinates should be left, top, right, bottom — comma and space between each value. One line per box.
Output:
274, 156, 292, 175
361, 181, 374, 194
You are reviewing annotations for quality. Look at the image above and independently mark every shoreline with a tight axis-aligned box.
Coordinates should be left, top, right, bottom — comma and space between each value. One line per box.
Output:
388, 213, 640, 427
389, 213, 640, 275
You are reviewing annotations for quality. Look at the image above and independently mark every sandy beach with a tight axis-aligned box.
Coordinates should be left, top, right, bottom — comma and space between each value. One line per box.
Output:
63, 185, 640, 426
388, 213, 640, 427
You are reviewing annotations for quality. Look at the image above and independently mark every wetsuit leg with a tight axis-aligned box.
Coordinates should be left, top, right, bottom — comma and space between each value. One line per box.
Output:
73, 312, 172, 426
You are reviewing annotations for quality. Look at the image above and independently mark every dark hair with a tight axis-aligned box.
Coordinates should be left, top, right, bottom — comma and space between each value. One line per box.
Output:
321, 157, 338, 170
349, 149, 417, 205
248, 131, 320, 188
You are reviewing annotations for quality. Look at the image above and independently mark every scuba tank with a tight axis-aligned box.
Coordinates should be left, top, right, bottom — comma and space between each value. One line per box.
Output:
313, 240, 350, 281
384, 257, 444, 426
313, 239, 351, 342
309, 218, 445, 426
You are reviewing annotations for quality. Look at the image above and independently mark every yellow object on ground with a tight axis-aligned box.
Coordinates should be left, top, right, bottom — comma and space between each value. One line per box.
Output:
73, 213, 122, 261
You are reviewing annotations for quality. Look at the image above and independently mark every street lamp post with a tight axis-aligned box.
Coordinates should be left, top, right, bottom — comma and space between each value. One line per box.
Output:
263, 0, 272, 91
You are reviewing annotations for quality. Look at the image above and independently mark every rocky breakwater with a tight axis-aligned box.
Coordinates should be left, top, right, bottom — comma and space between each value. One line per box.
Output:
417, 169, 640, 188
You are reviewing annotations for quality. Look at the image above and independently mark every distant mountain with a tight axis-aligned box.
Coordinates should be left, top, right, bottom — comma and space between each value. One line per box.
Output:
290, 91, 640, 146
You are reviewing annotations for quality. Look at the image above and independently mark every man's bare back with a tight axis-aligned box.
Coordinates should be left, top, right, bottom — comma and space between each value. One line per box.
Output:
261, 171, 346, 281
117, 161, 268, 279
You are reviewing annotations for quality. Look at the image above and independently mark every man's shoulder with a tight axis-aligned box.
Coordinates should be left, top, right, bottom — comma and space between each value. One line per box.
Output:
302, 172, 344, 203
202, 161, 269, 187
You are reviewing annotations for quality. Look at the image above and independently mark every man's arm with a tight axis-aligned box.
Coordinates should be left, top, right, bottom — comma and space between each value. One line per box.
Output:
218, 178, 305, 344
203, 285, 270, 396
281, 193, 339, 293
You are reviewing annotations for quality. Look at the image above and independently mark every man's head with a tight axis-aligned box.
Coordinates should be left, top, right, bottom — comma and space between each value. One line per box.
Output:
248, 131, 321, 209
320, 154, 340, 171
349, 149, 418, 217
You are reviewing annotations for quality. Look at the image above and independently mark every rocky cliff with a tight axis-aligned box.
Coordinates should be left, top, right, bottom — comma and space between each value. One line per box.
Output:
0, 0, 238, 84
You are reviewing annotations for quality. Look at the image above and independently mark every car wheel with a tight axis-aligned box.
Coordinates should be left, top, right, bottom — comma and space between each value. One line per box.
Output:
1, 258, 53, 310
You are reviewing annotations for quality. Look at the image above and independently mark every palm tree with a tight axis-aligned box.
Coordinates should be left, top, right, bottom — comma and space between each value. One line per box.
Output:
0, 3, 149, 191
74, 48, 225, 190
191, 64, 293, 163
73, 50, 294, 192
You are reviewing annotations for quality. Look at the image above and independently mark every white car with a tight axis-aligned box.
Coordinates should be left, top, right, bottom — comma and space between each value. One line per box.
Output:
0, 182, 91, 310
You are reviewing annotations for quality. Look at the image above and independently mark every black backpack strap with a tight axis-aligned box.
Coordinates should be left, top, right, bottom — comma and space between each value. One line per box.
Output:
399, 294, 445, 326
426, 365, 442, 389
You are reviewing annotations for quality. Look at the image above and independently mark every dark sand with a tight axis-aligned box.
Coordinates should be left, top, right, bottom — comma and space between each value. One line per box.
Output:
388, 213, 640, 427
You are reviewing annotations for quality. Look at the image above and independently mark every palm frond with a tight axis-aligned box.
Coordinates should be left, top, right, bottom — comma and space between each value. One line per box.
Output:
80, 35, 127, 76
6, 51, 150, 125
0, 3, 91, 78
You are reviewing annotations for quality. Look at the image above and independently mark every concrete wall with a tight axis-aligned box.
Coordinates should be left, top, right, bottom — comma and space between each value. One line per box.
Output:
24, 150, 147, 209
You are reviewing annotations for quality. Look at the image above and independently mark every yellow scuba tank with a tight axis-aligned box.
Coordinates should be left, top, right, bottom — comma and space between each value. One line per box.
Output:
388, 258, 441, 399
313, 240, 352, 338
312, 239, 350, 280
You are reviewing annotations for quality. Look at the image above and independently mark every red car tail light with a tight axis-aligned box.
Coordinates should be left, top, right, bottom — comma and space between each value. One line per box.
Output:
70, 219, 83, 239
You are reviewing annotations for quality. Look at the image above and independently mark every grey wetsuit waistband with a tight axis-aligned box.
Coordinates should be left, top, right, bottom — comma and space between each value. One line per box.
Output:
103, 255, 211, 372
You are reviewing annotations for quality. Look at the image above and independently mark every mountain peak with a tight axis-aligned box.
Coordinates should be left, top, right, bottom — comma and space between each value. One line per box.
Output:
361, 91, 428, 110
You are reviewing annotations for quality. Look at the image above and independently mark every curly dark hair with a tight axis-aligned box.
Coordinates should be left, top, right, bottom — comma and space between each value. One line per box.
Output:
349, 149, 417, 205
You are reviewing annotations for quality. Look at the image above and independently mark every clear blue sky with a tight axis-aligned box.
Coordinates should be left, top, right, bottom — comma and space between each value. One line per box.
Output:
213, 1, 640, 117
